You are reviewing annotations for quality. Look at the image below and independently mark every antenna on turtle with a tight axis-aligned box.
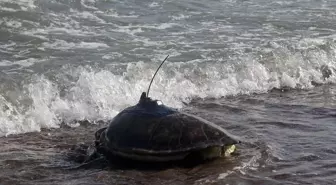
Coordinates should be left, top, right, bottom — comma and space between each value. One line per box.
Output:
146, 55, 169, 97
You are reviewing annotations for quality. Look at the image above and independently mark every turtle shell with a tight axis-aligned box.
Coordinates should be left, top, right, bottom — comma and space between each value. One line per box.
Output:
101, 93, 238, 161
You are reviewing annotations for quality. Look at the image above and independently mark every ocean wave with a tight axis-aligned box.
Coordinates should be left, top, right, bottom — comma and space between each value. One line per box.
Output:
0, 42, 335, 137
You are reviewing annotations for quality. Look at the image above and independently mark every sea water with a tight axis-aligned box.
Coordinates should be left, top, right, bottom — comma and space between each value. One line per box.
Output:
0, 0, 335, 184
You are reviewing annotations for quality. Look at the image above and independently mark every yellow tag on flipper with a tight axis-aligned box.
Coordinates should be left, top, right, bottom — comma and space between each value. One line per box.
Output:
224, 145, 236, 157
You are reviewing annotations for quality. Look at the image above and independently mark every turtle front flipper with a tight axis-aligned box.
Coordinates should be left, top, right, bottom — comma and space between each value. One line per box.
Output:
95, 127, 107, 140
67, 157, 109, 170
65, 143, 109, 170
75, 143, 110, 169
84, 144, 101, 162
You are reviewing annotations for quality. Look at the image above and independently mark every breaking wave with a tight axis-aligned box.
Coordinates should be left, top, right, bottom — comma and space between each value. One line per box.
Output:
0, 39, 336, 137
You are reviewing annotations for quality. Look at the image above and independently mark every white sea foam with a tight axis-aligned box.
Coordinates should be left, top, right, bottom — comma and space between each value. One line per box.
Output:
20, 30, 49, 41
21, 24, 98, 41
156, 23, 178, 29
0, 0, 37, 11
116, 23, 180, 33
42, 40, 109, 50
218, 171, 233, 180
0, 7, 18, 12
115, 27, 143, 36
14, 58, 45, 67
149, 2, 160, 8
0, 41, 16, 50
0, 60, 12, 67
102, 9, 139, 18
102, 53, 122, 60
70, 9, 106, 24
171, 14, 190, 21
48, 27, 95, 36
80, 0, 99, 11
4, 19, 22, 29
0, 58, 45, 67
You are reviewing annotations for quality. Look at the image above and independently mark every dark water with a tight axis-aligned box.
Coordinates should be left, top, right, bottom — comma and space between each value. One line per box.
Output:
1, 85, 336, 185
0, 0, 336, 184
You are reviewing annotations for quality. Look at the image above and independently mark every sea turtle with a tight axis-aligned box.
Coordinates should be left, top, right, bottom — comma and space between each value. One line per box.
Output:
75, 56, 239, 167
88, 92, 239, 166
